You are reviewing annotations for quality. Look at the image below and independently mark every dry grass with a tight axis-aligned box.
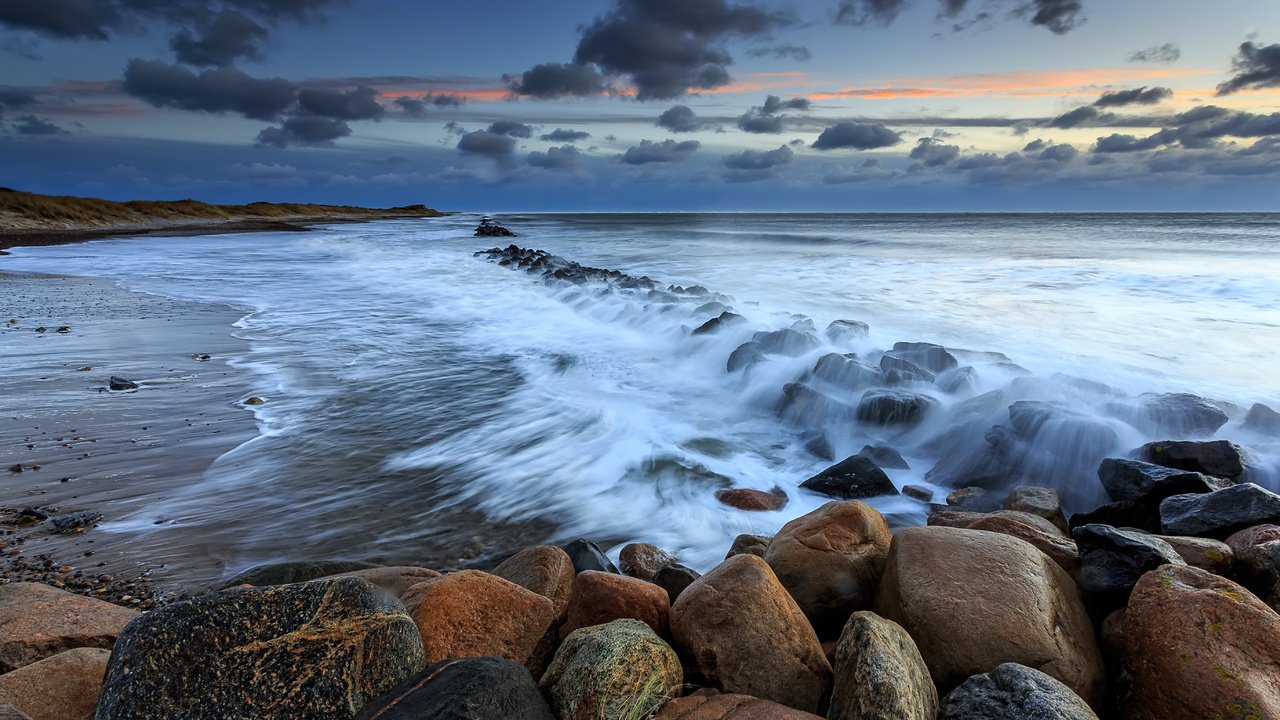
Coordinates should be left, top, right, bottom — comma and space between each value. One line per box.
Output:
0, 187, 441, 231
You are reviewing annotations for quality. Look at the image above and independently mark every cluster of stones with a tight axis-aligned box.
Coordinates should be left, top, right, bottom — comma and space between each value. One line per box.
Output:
2, 473, 1278, 719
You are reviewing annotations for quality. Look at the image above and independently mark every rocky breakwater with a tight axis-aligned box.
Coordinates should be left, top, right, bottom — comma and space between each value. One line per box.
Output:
0, 486, 1274, 718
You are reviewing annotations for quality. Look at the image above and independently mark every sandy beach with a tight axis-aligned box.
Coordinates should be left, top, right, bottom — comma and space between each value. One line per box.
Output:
0, 272, 257, 602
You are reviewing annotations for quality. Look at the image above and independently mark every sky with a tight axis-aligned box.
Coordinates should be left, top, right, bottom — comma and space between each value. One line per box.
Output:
1, 0, 1279, 211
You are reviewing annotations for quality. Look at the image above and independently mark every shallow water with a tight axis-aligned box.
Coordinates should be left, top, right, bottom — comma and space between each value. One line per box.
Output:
3, 213, 1279, 575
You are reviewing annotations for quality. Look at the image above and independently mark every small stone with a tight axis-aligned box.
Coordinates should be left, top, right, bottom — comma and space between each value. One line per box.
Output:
1073, 524, 1185, 614
1139, 439, 1248, 479
34, 327, 45, 334
652, 564, 700, 604
1244, 403, 1280, 435
56, 327, 70, 334
243, 396, 265, 405
716, 488, 788, 511
1003, 486, 1069, 534
800, 455, 899, 501
108, 377, 138, 391
1152, 535, 1234, 574
5, 465, 19, 474
945, 487, 990, 510
902, 485, 933, 502
858, 444, 910, 470
561, 539, 620, 574
724, 534, 771, 560
619, 543, 677, 582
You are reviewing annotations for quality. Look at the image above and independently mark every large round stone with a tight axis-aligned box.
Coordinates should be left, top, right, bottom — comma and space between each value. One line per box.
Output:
491, 545, 576, 620
560, 570, 670, 639
539, 619, 682, 720
829, 611, 937, 720
938, 663, 1098, 720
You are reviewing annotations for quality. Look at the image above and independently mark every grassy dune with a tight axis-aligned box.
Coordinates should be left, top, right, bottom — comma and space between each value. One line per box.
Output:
0, 187, 443, 235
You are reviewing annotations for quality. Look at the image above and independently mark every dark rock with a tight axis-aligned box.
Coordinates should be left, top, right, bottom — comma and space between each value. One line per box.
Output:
800, 430, 834, 461
1097, 458, 1228, 504
779, 383, 856, 427
692, 312, 745, 336
859, 444, 910, 469
1073, 524, 1185, 613
562, 539, 620, 574
693, 301, 729, 315
49, 511, 102, 533
903, 485, 933, 502
826, 319, 870, 344
1244, 403, 1280, 435
800, 455, 898, 501
1008, 401, 1118, 453
940, 366, 978, 395
1105, 393, 1229, 436
108, 377, 138, 391
856, 389, 938, 427
724, 534, 771, 560
811, 353, 882, 391
5, 465, 20, 474
1068, 499, 1161, 534
96, 577, 424, 720
653, 564, 701, 604
879, 354, 936, 385
1138, 439, 1248, 479
475, 218, 516, 237
752, 329, 820, 357
830, 611, 937, 720
354, 657, 553, 720
938, 663, 1099, 720
890, 342, 959, 373
951, 348, 1013, 364
220, 560, 382, 589
1160, 483, 1280, 538
619, 543, 677, 582
716, 488, 788, 511
726, 342, 765, 373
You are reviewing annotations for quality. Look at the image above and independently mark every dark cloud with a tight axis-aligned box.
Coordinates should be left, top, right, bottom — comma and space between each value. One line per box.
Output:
0, 87, 35, 118
11, 114, 69, 135
393, 93, 464, 118
394, 96, 426, 117
504, 62, 608, 100
657, 104, 709, 133
746, 44, 812, 62
1023, 139, 1047, 152
1217, 42, 1280, 95
0, 0, 337, 42
811, 121, 901, 150
1036, 143, 1078, 162
621, 139, 701, 165
833, 0, 906, 26
169, 10, 266, 67
737, 95, 811, 134
297, 85, 383, 120
909, 137, 960, 166
513, 0, 794, 101
488, 120, 533, 138
1128, 43, 1180, 64
936, 0, 1085, 34
724, 144, 793, 170
1048, 105, 1113, 129
1093, 86, 1172, 108
255, 115, 349, 147
539, 128, 591, 142
1091, 106, 1280, 154
123, 59, 296, 121
456, 121, 535, 162
527, 145, 583, 170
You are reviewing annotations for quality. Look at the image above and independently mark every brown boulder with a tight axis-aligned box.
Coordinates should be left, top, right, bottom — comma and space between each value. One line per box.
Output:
671, 554, 833, 714
1118, 564, 1280, 720
716, 489, 788, 512
0, 583, 138, 673
619, 543, 678, 582
763, 501, 892, 637
1154, 534, 1234, 574
1225, 525, 1280, 609
829, 611, 937, 720
325, 566, 439, 598
0, 647, 109, 720
657, 692, 823, 719
926, 510, 986, 529
560, 571, 670, 640
724, 534, 770, 560
492, 545, 576, 620
874, 526, 1104, 706
966, 512, 1079, 573
1002, 486, 1069, 534
401, 570, 556, 670
1226, 524, 1280, 559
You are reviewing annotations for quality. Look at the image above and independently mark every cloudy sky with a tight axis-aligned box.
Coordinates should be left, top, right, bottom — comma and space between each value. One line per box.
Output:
2, 0, 1279, 210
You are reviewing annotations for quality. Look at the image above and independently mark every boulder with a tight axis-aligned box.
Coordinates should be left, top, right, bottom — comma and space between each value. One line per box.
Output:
940, 366, 978, 395
653, 564, 701, 604
1153, 535, 1234, 574
800, 455, 898, 501
1002, 486, 1068, 534
927, 509, 988, 529
693, 312, 745, 336
492, 545, 576, 620
353, 657, 554, 720
670, 555, 832, 713
879, 354, 936, 385
1067, 499, 1161, 534
657, 692, 822, 719
1225, 525, 1280, 609
0, 583, 138, 673
219, 560, 381, 589
858, 445, 910, 470
561, 539, 620, 574
1105, 393, 1229, 436
1097, 458, 1227, 504
401, 571, 555, 670
873, 526, 1104, 705
539, 619, 682, 720
107, 377, 137, 391
95, 577, 424, 720
938, 663, 1098, 720
829, 611, 937, 720
0, 647, 109, 720
326, 566, 439, 598
763, 501, 893, 637
826, 320, 869, 345
945, 487, 993, 510
1139, 439, 1248, 479
966, 512, 1079, 574
725, 534, 771, 560
1117, 564, 1280, 720
856, 390, 938, 427
1160, 483, 1280, 538
902, 485, 933, 502
753, 329, 821, 357
716, 488, 788, 511
560, 571, 670, 640
727, 342, 765, 373
781, 384, 856, 426
619, 543, 679, 582
1244, 403, 1280, 435
1072, 524, 1184, 613
889, 342, 959, 373
811, 354, 882, 391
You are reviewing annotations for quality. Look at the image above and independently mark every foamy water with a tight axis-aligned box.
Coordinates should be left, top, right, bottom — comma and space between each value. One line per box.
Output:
4, 213, 1279, 574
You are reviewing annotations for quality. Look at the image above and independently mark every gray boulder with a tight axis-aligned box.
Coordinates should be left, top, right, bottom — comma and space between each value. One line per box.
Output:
938, 663, 1098, 720
1073, 524, 1185, 613
800, 455, 899, 501
353, 657, 554, 720
856, 389, 939, 427
1105, 393, 1229, 436
1160, 483, 1280, 538
890, 342, 959, 373
1097, 458, 1229, 504
826, 319, 870, 344
727, 342, 765, 373
752, 329, 821, 357
1139, 440, 1248, 479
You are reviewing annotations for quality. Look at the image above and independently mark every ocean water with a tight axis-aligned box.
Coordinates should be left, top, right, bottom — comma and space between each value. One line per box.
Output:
4, 213, 1280, 575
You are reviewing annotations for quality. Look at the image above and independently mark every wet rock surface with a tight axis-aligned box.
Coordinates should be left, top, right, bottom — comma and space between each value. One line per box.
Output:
1159, 483, 1280, 538
938, 663, 1099, 720
353, 657, 554, 720
1138, 439, 1248, 479
799, 454, 898, 501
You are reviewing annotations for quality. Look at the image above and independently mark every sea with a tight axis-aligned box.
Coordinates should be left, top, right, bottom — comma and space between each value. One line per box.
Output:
4, 212, 1279, 574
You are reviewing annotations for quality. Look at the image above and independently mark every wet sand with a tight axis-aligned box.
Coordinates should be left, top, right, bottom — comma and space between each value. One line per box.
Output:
0, 272, 256, 602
